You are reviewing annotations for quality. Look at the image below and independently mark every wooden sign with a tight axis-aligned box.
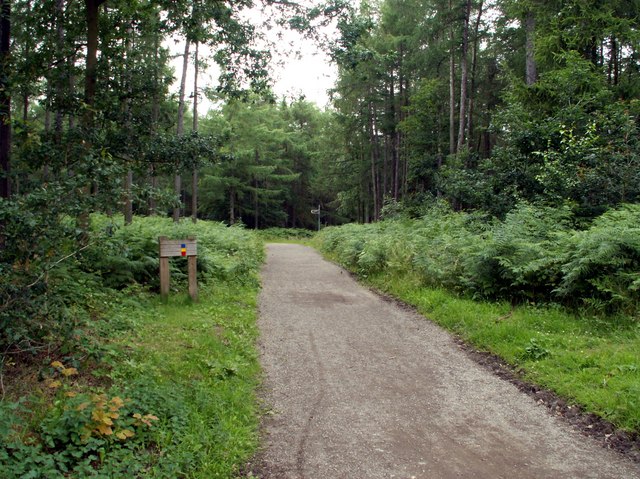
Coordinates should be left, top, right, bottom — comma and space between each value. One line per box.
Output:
159, 239, 197, 257
159, 236, 198, 301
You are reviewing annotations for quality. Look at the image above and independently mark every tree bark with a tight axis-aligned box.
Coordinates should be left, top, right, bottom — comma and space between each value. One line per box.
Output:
149, 17, 160, 214
466, 0, 483, 151
229, 188, 235, 225
124, 169, 133, 224
173, 38, 190, 223
449, 0, 456, 155
608, 37, 619, 86
456, 0, 472, 153
84, 0, 107, 128
389, 69, 399, 201
398, 43, 407, 198
55, 0, 65, 139
0, 0, 11, 200
254, 150, 260, 229
191, 41, 199, 223
123, 24, 134, 225
368, 100, 380, 221
525, 10, 537, 86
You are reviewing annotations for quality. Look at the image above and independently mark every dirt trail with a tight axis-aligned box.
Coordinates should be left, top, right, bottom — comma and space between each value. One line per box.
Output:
253, 243, 639, 479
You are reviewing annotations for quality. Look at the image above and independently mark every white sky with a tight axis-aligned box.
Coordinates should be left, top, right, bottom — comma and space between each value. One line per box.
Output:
169, 6, 338, 112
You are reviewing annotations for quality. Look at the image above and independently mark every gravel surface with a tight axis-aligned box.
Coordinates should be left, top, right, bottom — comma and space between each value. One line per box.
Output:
252, 243, 640, 479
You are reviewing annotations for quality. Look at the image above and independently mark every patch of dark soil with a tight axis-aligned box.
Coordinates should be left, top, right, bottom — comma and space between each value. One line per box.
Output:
240, 457, 291, 479
373, 287, 640, 464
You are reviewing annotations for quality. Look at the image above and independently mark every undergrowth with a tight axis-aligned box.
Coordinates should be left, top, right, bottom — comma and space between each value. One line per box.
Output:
317, 202, 640, 314
0, 216, 264, 478
256, 227, 315, 243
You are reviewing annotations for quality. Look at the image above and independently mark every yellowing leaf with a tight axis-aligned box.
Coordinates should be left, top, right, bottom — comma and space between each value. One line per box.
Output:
115, 429, 135, 440
61, 367, 78, 377
47, 380, 62, 389
96, 424, 113, 436
65, 391, 78, 398
140, 414, 159, 426
132, 413, 142, 419
77, 402, 91, 411
51, 361, 64, 369
92, 409, 114, 425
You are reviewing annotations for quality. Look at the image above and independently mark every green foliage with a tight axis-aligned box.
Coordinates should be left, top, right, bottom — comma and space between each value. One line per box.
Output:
317, 202, 640, 314
469, 54, 640, 217
85, 215, 263, 288
557, 205, 640, 312
257, 227, 316, 241
1, 216, 264, 477
0, 365, 163, 478
198, 97, 333, 229
521, 338, 551, 361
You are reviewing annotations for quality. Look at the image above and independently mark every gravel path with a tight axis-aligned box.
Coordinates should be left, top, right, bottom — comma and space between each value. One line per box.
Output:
254, 243, 639, 479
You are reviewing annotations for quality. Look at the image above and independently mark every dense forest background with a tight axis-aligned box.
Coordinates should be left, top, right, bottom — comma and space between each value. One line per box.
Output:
2, 0, 639, 233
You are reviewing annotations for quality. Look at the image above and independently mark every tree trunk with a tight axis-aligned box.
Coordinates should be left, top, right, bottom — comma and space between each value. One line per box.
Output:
389, 70, 399, 201
456, 0, 472, 154
123, 24, 134, 225
0, 0, 11, 200
368, 100, 380, 221
525, 10, 537, 86
254, 149, 259, 229
84, 0, 106, 128
173, 38, 190, 223
608, 37, 619, 86
467, 0, 483, 151
68, 52, 76, 130
124, 169, 133, 224
191, 41, 199, 223
149, 19, 160, 214
398, 44, 406, 198
229, 188, 235, 225
449, 0, 456, 155
173, 174, 182, 222
177, 39, 189, 135
149, 168, 157, 214
55, 0, 64, 139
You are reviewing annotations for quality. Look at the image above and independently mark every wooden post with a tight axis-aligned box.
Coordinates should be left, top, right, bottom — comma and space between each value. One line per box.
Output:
159, 236, 170, 300
159, 236, 198, 301
188, 255, 197, 301
160, 256, 170, 299
186, 235, 197, 301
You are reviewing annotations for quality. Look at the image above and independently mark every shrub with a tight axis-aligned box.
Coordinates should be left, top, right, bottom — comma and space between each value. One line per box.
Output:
317, 202, 640, 315
557, 204, 640, 312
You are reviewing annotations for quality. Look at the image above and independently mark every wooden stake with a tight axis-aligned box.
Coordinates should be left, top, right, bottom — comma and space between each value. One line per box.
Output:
188, 255, 197, 302
159, 236, 170, 299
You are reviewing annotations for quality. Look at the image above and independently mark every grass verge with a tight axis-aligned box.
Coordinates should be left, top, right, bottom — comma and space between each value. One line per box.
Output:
256, 228, 315, 244
109, 282, 262, 478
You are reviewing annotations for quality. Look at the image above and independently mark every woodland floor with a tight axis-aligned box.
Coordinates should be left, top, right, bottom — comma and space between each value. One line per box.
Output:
247, 243, 640, 479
